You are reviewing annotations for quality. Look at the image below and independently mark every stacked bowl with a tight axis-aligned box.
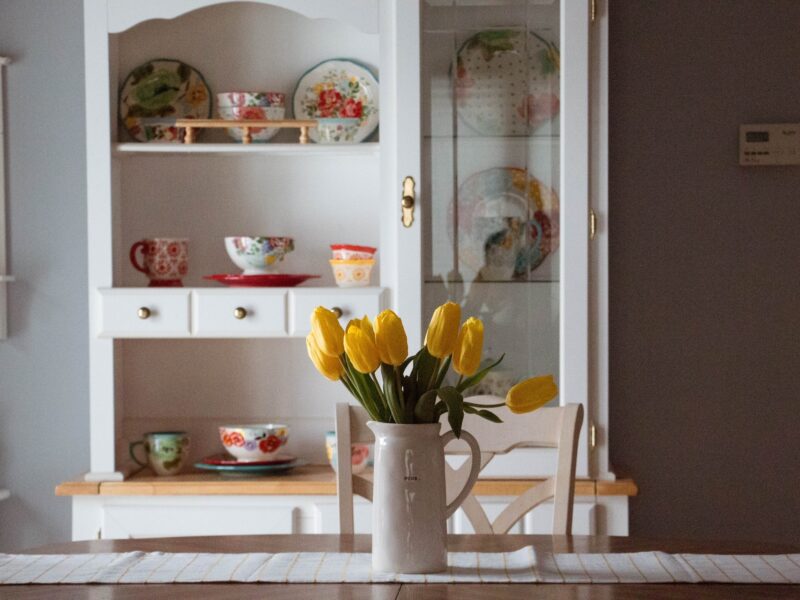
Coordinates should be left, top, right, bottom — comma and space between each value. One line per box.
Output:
217, 92, 286, 142
330, 244, 376, 287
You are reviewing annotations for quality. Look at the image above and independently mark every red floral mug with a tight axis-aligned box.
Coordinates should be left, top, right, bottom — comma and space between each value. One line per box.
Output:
129, 238, 188, 287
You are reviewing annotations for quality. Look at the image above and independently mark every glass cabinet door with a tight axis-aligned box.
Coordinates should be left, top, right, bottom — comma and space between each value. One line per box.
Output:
417, 0, 591, 475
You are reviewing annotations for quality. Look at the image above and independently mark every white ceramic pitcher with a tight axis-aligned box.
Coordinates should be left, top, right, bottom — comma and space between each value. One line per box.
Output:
367, 421, 481, 574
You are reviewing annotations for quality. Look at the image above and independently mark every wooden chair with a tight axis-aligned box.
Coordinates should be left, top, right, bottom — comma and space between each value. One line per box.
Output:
335, 399, 583, 535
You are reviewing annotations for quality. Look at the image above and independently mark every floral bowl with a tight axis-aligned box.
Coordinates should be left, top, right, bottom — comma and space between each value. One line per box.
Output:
316, 118, 360, 144
325, 431, 371, 475
225, 236, 294, 275
218, 105, 286, 142
330, 258, 375, 287
219, 424, 289, 462
330, 244, 377, 261
216, 92, 285, 108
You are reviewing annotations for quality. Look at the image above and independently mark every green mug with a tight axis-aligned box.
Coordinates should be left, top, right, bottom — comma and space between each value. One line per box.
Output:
130, 431, 190, 476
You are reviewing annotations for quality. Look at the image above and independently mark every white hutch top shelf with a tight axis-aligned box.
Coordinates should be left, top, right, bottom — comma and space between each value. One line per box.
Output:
113, 143, 380, 157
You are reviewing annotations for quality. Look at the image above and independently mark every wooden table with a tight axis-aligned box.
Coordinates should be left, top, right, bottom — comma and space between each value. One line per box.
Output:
6, 534, 799, 599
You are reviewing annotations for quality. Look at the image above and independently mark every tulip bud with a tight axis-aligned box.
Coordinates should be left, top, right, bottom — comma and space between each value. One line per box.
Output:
425, 301, 461, 358
355, 315, 375, 343
452, 317, 484, 376
306, 334, 343, 381
505, 375, 558, 414
344, 322, 381, 374
374, 310, 408, 366
310, 306, 344, 357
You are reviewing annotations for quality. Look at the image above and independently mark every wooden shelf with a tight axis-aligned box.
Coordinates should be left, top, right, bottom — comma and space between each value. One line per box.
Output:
56, 466, 637, 498
113, 142, 379, 157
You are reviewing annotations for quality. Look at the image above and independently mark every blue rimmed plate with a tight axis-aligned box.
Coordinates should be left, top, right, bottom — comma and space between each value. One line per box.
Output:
194, 458, 307, 476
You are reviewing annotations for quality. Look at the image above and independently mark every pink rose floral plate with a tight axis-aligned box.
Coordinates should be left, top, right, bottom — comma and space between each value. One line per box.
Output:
455, 30, 559, 136
292, 59, 379, 143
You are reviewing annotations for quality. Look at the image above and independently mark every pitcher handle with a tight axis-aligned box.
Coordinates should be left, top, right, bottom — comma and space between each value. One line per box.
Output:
441, 430, 481, 519
129, 241, 148, 274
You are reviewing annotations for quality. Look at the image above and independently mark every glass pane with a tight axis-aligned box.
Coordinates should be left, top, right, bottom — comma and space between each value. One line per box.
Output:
422, 0, 560, 400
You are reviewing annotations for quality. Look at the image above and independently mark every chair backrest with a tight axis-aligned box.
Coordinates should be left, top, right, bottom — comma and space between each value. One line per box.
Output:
334, 399, 583, 535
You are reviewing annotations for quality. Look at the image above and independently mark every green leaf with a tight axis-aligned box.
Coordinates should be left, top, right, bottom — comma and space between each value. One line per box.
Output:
456, 354, 505, 392
463, 404, 503, 423
415, 347, 439, 394
433, 356, 452, 389
414, 389, 438, 423
434, 400, 447, 419
438, 386, 464, 438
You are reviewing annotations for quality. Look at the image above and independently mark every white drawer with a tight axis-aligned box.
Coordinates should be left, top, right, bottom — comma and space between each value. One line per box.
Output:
193, 289, 287, 337
289, 288, 386, 336
99, 289, 191, 337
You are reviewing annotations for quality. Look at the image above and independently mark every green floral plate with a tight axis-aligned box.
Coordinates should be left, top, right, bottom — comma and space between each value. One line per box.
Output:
194, 458, 307, 477
119, 58, 212, 142
292, 59, 379, 144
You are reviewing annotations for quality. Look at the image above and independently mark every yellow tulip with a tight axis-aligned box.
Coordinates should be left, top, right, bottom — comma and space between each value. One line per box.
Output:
374, 310, 408, 366
452, 317, 484, 376
310, 306, 344, 357
355, 315, 375, 343
344, 322, 381, 374
306, 334, 343, 381
425, 301, 461, 358
505, 375, 559, 414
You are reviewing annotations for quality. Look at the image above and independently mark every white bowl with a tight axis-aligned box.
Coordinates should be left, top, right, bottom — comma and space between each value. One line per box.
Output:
219, 424, 289, 462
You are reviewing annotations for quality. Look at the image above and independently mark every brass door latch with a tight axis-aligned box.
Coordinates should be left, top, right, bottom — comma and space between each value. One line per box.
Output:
401, 176, 415, 228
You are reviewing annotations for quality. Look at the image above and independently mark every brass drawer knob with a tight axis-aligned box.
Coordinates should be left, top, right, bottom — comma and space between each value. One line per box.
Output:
233, 307, 248, 320
331, 306, 343, 318
137, 307, 151, 320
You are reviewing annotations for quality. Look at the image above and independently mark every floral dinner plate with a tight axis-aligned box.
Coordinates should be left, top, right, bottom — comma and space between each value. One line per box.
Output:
455, 30, 559, 135
454, 167, 559, 280
199, 453, 297, 467
292, 59, 379, 143
119, 59, 212, 142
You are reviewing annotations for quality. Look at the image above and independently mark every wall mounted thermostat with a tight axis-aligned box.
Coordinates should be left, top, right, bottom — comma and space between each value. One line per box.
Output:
740, 123, 800, 166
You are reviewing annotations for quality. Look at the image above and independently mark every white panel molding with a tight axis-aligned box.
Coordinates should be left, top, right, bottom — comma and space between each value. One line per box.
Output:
107, 0, 379, 34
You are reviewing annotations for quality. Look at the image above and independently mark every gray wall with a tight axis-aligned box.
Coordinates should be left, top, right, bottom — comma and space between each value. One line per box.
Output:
0, 0, 798, 550
609, 0, 800, 544
0, 0, 88, 551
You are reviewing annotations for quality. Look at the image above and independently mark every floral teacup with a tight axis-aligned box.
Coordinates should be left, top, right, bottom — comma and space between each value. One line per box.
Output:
325, 430, 371, 475
129, 431, 190, 476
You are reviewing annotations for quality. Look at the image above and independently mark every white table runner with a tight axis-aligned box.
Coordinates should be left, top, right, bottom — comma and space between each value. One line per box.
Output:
2, 549, 799, 585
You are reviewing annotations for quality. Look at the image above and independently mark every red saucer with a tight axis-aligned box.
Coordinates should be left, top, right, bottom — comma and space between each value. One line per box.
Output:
200, 453, 297, 466
204, 274, 320, 287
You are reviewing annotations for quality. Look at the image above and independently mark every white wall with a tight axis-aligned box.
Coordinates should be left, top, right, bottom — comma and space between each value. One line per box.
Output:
0, 0, 88, 551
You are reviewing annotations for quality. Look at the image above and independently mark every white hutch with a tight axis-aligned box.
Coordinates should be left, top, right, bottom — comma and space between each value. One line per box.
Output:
59, 0, 634, 539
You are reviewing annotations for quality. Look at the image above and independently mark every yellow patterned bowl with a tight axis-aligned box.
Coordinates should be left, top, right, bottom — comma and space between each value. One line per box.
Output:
329, 259, 375, 288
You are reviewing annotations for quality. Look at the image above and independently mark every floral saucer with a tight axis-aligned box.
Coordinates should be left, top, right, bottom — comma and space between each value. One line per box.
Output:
292, 59, 379, 143
199, 453, 297, 466
194, 458, 306, 476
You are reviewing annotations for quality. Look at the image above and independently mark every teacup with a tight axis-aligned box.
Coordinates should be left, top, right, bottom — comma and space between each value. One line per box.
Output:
219, 424, 289, 462
129, 238, 188, 286
325, 430, 371, 475
129, 431, 190, 476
